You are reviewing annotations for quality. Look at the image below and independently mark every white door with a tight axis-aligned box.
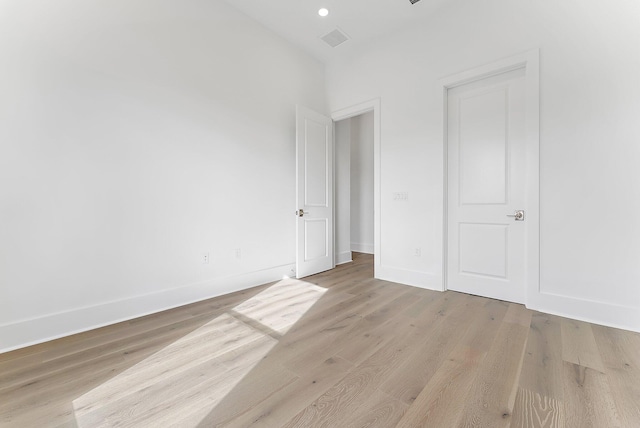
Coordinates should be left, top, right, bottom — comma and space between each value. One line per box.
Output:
447, 68, 527, 303
296, 106, 334, 278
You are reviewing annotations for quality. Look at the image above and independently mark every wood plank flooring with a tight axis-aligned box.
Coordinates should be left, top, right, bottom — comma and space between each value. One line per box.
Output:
1, 253, 639, 427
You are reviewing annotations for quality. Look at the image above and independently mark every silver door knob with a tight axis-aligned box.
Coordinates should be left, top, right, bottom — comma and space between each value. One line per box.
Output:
296, 209, 308, 217
506, 210, 525, 221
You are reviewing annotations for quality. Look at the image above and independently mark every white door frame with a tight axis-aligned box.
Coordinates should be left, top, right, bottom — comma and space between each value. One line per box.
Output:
438, 50, 540, 303
331, 98, 381, 278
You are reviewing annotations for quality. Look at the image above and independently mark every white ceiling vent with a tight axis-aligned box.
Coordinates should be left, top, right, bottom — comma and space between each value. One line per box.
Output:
320, 28, 350, 48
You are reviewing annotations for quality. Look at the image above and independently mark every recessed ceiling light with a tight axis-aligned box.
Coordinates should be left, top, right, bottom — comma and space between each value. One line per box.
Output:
318, 8, 329, 17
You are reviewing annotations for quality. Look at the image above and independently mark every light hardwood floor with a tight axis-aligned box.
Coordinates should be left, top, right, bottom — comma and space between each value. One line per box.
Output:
1, 253, 639, 427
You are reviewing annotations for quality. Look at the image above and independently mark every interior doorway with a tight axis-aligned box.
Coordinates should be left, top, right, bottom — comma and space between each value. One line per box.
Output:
334, 112, 375, 265
295, 99, 380, 279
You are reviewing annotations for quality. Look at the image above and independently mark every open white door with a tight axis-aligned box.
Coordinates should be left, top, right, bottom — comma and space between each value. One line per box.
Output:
296, 106, 334, 278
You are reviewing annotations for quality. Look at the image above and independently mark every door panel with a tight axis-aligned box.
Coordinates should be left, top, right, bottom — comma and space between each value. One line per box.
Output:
459, 88, 508, 205
304, 119, 329, 207
459, 223, 508, 279
304, 219, 328, 261
447, 68, 526, 303
296, 106, 333, 278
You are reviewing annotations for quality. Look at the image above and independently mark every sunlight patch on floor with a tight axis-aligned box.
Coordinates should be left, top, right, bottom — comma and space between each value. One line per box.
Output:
72, 278, 326, 427
232, 277, 327, 335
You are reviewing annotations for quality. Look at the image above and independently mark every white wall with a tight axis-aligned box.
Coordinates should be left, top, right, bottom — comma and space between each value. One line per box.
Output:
334, 119, 352, 264
0, 0, 326, 352
350, 112, 375, 254
326, 0, 640, 331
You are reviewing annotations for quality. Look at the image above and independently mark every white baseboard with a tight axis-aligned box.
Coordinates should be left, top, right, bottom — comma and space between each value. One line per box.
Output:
527, 291, 640, 333
351, 242, 374, 254
335, 251, 353, 265
376, 265, 443, 291
5, 262, 636, 355
0, 263, 295, 354
376, 264, 640, 332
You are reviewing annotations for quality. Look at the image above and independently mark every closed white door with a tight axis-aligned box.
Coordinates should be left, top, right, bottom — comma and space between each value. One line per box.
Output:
296, 106, 334, 278
447, 68, 527, 303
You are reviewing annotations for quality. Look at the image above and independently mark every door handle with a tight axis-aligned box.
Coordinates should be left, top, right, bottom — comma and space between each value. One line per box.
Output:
506, 210, 525, 221
296, 209, 308, 217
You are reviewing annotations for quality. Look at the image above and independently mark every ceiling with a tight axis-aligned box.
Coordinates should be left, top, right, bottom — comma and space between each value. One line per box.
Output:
223, 0, 450, 63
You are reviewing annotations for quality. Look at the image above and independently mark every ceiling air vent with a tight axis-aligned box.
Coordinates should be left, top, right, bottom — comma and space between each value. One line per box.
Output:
320, 28, 350, 48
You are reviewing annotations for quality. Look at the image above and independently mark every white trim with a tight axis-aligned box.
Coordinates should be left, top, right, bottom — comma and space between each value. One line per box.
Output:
351, 242, 374, 254
0, 263, 295, 354
529, 292, 640, 333
336, 251, 353, 265
331, 123, 337, 270
377, 265, 442, 291
438, 49, 541, 300
331, 98, 381, 280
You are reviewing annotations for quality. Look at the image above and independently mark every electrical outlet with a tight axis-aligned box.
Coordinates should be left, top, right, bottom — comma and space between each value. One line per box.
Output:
393, 192, 409, 201
414, 248, 421, 257
202, 252, 210, 264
